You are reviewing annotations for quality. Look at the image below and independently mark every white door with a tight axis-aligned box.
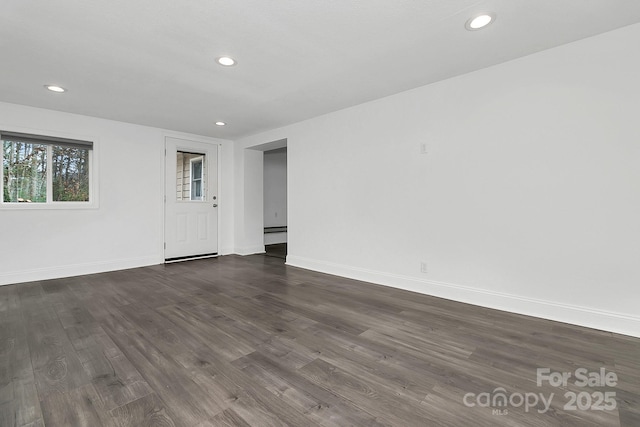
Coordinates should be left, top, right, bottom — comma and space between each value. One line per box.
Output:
164, 137, 218, 261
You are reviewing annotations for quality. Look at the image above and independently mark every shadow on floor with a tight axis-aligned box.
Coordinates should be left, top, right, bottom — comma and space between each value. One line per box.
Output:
265, 243, 287, 259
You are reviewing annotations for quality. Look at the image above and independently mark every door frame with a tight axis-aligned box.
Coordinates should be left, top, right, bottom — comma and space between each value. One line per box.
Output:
243, 138, 288, 257
163, 135, 221, 262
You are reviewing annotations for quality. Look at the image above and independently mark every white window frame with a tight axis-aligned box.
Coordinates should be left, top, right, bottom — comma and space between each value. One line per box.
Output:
0, 130, 99, 210
189, 156, 204, 201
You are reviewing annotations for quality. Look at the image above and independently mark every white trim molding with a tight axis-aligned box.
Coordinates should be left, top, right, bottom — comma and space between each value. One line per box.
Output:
218, 246, 235, 256
286, 255, 640, 338
234, 246, 266, 256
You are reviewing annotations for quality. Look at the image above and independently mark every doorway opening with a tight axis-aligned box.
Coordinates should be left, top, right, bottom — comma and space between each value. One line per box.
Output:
263, 146, 287, 259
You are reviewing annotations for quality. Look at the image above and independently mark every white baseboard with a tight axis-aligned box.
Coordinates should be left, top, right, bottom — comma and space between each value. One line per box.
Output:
234, 246, 266, 256
219, 246, 235, 256
0, 256, 162, 287
286, 255, 640, 338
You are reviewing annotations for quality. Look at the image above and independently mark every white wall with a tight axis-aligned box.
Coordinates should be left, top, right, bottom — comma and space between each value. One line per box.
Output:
263, 148, 288, 245
233, 143, 265, 255
236, 23, 640, 337
263, 148, 287, 228
0, 102, 234, 285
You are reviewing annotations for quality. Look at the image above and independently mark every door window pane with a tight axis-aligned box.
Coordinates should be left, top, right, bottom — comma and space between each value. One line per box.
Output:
176, 151, 205, 201
2, 140, 47, 202
191, 158, 203, 200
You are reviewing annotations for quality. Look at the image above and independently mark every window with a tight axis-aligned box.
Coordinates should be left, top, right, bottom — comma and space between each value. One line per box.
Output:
1, 131, 94, 206
176, 151, 206, 201
190, 157, 203, 201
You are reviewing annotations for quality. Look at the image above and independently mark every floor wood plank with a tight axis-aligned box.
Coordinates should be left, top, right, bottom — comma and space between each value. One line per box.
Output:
40, 383, 108, 427
109, 393, 177, 427
1, 254, 638, 426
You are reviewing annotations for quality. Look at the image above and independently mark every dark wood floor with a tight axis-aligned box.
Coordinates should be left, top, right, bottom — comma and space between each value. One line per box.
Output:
265, 243, 287, 260
1, 254, 638, 426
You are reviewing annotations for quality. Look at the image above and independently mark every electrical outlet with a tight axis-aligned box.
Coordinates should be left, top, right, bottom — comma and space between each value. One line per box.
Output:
420, 142, 428, 154
420, 262, 428, 273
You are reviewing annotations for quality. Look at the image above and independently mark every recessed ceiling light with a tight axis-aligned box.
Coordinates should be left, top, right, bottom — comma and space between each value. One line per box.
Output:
466, 13, 495, 30
216, 56, 236, 66
215, 121, 226, 126
45, 85, 66, 93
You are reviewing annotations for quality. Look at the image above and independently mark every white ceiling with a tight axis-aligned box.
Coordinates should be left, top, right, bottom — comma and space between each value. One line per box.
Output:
2, 1, 640, 139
